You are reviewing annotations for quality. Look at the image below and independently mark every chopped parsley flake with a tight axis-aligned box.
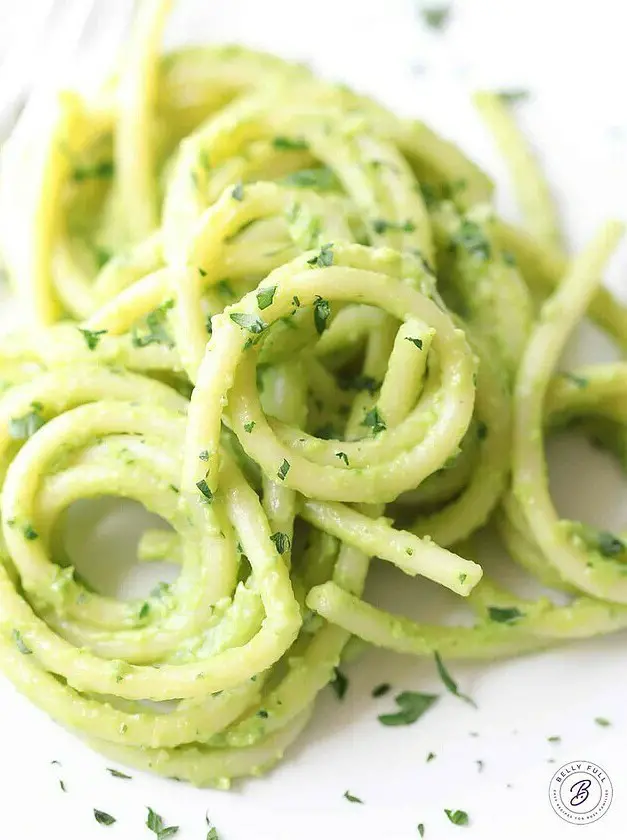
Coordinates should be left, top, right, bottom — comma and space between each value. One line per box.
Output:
93, 810, 116, 826
231, 182, 245, 201
547, 735, 561, 743
405, 337, 423, 349
597, 531, 624, 557
283, 166, 337, 191
372, 218, 416, 235
452, 219, 491, 260
458, 573, 467, 584
313, 296, 331, 334
12, 629, 32, 655
146, 808, 179, 838
498, 89, 530, 105
139, 602, 150, 620
378, 691, 438, 726
277, 459, 291, 481
426, 751, 436, 762
444, 809, 469, 826
487, 606, 524, 623
562, 372, 588, 388
307, 242, 334, 268
71, 160, 114, 182
229, 312, 267, 334
330, 667, 348, 700
595, 717, 611, 727
256, 285, 277, 310
107, 767, 132, 779
78, 328, 107, 350
338, 374, 380, 395
362, 407, 386, 435
132, 300, 175, 348
270, 531, 291, 554
335, 451, 349, 466
243, 421, 255, 433
199, 450, 209, 461
272, 136, 309, 151
477, 421, 488, 440
23, 524, 39, 541
372, 683, 391, 698
434, 652, 476, 707
343, 791, 363, 804
417, 825, 425, 838
421, 6, 450, 31
196, 479, 214, 502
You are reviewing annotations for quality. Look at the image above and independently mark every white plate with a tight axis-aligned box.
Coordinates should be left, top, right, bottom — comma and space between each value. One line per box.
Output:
1, 1, 626, 838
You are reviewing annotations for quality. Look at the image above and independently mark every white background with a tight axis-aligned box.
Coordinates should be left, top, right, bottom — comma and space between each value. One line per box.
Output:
0, 1, 627, 838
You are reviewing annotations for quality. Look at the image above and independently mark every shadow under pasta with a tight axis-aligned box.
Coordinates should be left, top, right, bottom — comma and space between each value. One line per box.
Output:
61, 497, 179, 601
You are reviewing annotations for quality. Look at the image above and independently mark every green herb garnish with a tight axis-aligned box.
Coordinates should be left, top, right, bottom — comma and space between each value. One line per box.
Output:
107, 767, 132, 779
426, 751, 436, 762
452, 219, 491, 260
139, 602, 150, 620
434, 652, 476, 707
72, 160, 114, 182
372, 683, 391, 698
362, 407, 386, 435
146, 808, 179, 838
417, 825, 425, 838
12, 629, 32, 655
270, 532, 291, 554
343, 791, 363, 804
256, 286, 277, 310
498, 89, 530, 105
330, 667, 348, 700
547, 735, 561, 743
78, 328, 107, 350
131, 300, 175, 348
94, 810, 116, 826
421, 6, 450, 31
562, 372, 588, 388
277, 459, 291, 481
283, 167, 337, 191
335, 451, 349, 466
378, 691, 438, 726
23, 524, 38, 541
196, 479, 214, 502
444, 809, 469, 826
307, 242, 334, 268
597, 530, 624, 557
487, 606, 524, 623
199, 450, 209, 461
243, 421, 255, 433
313, 296, 331, 334
229, 312, 267, 334
272, 136, 309, 151
372, 218, 415, 234
405, 337, 423, 349
595, 717, 611, 727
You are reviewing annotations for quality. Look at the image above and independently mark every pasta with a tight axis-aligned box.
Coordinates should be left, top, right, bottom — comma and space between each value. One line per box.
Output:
0, 0, 624, 788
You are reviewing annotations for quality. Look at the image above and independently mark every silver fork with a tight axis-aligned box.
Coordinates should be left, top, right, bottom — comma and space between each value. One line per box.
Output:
0, 0, 136, 146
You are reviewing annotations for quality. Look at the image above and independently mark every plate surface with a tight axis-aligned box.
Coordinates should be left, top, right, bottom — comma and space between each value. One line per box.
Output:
0, 1, 626, 838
